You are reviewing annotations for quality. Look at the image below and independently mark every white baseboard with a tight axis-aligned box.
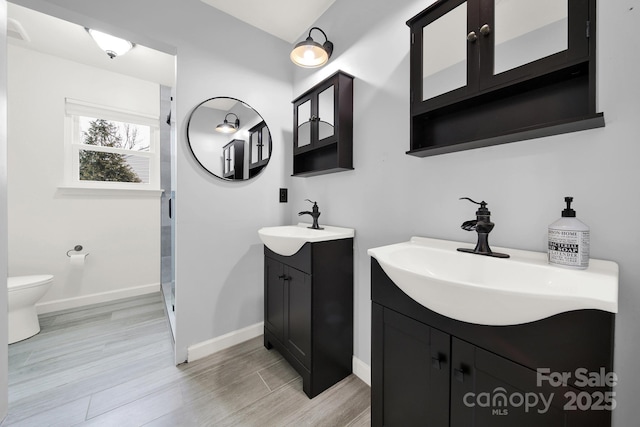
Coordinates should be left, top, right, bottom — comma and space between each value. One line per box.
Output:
36, 283, 160, 314
353, 355, 371, 386
186, 325, 372, 388
187, 322, 264, 362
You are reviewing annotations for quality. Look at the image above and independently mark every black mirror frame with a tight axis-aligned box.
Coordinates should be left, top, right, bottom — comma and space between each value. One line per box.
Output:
186, 96, 272, 181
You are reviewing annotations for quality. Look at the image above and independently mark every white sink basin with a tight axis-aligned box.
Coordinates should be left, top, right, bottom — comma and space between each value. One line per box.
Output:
368, 236, 618, 326
259, 223, 355, 256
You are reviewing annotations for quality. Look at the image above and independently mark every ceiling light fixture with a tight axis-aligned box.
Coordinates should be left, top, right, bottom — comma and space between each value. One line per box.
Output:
290, 27, 333, 68
215, 113, 240, 133
87, 28, 134, 59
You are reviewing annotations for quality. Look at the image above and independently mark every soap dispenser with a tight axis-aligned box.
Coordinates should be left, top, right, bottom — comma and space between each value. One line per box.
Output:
548, 197, 590, 269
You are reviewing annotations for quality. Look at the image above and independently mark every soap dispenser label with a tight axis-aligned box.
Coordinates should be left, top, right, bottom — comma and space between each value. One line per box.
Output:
548, 229, 590, 269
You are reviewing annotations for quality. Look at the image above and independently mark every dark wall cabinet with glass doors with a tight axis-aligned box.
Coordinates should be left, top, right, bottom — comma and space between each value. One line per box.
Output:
407, 0, 604, 156
293, 71, 354, 177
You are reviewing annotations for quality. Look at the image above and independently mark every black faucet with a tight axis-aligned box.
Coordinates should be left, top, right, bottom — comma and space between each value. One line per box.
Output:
457, 197, 509, 258
298, 199, 323, 230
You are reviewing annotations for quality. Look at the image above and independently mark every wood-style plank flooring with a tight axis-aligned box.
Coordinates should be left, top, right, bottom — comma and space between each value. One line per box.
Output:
3, 292, 371, 426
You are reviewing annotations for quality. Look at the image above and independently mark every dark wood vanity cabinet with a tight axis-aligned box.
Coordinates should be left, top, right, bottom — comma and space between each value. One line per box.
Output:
371, 259, 615, 427
374, 306, 450, 426
264, 238, 353, 398
292, 70, 354, 177
407, 0, 603, 156
265, 256, 312, 368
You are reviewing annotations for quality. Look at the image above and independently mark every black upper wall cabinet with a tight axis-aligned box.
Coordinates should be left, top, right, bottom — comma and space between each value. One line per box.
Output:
407, 0, 604, 157
293, 71, 354, 177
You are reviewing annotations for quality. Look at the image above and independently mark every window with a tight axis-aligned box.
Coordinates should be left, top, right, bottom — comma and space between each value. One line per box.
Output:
64, 99, 160, 190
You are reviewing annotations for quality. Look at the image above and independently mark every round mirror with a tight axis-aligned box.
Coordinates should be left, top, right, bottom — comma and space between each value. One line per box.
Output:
187, 97, 272, 180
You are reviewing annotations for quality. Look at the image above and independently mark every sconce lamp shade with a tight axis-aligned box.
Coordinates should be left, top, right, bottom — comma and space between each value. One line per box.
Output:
216, 113, 240, 133
87, 29, 134, 59
290, 27, 333, 68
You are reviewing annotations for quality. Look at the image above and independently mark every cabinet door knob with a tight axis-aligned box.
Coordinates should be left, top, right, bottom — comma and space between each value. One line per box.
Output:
466, 31, 478, 43
454, 368, 465, 383
278, 274, 291, 281
480, 24, 491, 36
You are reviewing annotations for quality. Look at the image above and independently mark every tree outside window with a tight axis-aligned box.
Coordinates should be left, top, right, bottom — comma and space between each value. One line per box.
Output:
65, 99, 159, 190
77, 117, 152, 184
80, 119, 142, 183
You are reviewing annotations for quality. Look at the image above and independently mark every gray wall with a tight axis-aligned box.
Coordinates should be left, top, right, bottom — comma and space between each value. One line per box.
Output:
290, 0, 640, 425
0, 0, 9, 419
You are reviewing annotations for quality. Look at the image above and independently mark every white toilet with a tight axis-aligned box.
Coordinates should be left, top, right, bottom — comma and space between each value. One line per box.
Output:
7, 275, 53, 344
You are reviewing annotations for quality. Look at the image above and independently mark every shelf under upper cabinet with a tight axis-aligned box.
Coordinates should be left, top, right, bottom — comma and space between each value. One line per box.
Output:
292, 142, 354, 177
408, 113, 604, 157
409, 60, 602, 156
292, 167, 354, 178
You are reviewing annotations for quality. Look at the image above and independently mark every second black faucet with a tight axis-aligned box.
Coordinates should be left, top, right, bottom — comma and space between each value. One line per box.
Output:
298, 199, 323, 230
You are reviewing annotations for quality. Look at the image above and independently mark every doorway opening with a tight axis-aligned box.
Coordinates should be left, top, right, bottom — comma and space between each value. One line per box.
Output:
6, 1, 177, 348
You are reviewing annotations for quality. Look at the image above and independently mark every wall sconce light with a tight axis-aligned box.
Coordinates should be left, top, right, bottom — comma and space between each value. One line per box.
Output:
87, 28, 134, 59
290, 27, 333, 68
216, 113, 240, 133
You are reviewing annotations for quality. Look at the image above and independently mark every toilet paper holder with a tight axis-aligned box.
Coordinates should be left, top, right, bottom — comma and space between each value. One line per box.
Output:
67, 245, 90, 257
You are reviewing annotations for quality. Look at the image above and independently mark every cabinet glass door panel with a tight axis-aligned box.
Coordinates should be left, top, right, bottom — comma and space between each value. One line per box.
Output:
422, 1, 468, 101
317, 85, 335, 140
228, 145, 235, 174
494, 0, 568, 75
223, 146, 232, 175
262, 126, 271, 160
297, 99, 312, 148
250, 132, 259, 164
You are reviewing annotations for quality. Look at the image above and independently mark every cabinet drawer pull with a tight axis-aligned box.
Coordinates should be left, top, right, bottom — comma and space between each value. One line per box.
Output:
454, 368, 465, 383
278, 274, 291, 281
